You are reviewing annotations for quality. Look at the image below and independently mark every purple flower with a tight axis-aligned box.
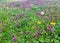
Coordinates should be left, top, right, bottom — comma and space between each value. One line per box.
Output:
12, 36, 17, 42
21, 1, 29, 8
47, 25, 55, 32
17, 14, 24, 17
55, 16, 58, 21
20, 31, 23, 35
34, 0, 44, 5
50, 16, 53, 20
17, 22, 21, 28
47, 25, 52, 31
26, 31, 30, 35
27, 0, 31, 4
16, 14, 24, 20
34, 32, 39, 38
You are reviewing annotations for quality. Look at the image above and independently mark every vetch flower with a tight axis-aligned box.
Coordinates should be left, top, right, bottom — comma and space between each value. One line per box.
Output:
19, 31, 23, 35
50, 22, 56, 26
50, 16, 53, 20
12, 36, 17, 42
47, 25, 52, 30
34, 32, 39, 37
47, 25, 55, 32
55, 16, 58, 21
17, 22, 21, 28
37, 21, 41, 25
16, 14, 24, 19
26, 31, 30, 35
34, 32, 39, 38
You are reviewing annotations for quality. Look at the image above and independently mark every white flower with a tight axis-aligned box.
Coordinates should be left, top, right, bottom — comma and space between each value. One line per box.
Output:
40, 11, 45, 15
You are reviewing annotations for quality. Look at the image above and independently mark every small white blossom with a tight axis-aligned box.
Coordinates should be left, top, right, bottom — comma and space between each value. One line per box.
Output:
40, 11, 45, 15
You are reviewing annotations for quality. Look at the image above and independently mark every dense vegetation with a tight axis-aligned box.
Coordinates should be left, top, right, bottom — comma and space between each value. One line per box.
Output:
0, 0, 60, 43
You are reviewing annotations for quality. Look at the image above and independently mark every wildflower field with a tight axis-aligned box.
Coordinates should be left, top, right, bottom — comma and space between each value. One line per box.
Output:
0, 0, 60, 43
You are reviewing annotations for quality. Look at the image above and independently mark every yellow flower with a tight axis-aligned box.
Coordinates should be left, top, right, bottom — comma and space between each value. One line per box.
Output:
37, 21, 41, 25
50, 22, 56, 26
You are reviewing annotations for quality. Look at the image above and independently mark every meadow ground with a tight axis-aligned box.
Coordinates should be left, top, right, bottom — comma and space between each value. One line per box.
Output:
0, 1, 60, 43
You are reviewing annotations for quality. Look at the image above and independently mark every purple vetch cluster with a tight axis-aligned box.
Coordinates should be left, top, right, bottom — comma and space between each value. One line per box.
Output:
8, 0, 44, 8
